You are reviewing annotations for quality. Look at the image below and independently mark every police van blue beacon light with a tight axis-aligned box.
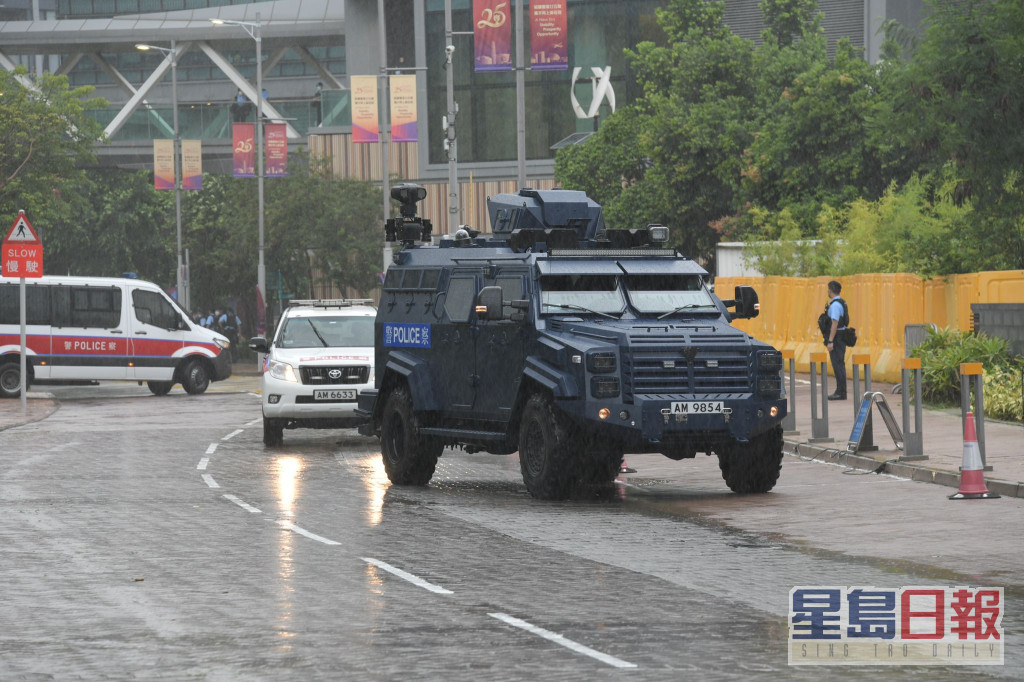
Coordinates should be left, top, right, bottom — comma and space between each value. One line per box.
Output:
357, 183, 786, 500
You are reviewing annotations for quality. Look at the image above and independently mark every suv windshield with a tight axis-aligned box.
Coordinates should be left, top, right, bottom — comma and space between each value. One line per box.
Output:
278, 315, 374, 349
625, 274, 717, 314
540, 274, 625, 315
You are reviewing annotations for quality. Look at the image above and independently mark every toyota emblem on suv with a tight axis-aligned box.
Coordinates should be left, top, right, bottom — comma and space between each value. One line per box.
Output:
328, 369, 343, 380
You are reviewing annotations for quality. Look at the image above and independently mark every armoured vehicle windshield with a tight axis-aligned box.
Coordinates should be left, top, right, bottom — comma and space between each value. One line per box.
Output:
624, 274, 717, 314
539, 274, 625, 315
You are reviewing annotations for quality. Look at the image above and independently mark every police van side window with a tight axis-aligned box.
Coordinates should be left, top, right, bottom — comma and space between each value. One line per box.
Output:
444, 277, 475, 323
71, 286, 122, 328
133, 290, 179, 329
0, 283, 51, 325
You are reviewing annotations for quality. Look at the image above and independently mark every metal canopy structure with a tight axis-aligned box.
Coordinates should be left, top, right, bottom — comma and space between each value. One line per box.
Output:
0, 1, 347, 142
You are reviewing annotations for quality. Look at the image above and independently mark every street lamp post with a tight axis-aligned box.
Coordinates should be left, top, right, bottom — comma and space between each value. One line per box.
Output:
212, 13, 265, 334
137, 41, 184, 309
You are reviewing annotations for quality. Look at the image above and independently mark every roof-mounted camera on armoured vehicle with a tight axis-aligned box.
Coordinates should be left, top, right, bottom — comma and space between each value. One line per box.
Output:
385, 183, 433, 247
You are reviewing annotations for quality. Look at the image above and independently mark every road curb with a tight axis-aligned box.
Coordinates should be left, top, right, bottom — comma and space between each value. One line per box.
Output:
0, 395, 60, 432
784, 439, 1024, 499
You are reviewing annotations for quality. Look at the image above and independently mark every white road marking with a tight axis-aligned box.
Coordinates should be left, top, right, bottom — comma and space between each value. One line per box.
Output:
222, 429, 244, 441
278, 520, 341, 546
205, 443, 218, 455
245, 418, 261, 427
795, 378, 811, 385
197, 457, 209, 471
201, 474, 220, 489
248, 392, 261, 397
362, 558, 453, 595
223, 494, 261, 513
614, 479, 639, 488
488, 612, 637, 669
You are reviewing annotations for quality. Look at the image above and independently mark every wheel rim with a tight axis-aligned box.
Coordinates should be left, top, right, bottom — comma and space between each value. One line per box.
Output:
385, 411, 405, 464
1, 368, 19, 392
521, 418, 545, 478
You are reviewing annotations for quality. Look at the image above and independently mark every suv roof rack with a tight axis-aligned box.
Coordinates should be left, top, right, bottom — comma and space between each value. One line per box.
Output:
287, 298, 374, 308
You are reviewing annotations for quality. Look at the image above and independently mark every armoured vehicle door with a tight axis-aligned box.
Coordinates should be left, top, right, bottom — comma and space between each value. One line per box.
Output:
436, 273, 477, 411
474, 271, 529, 421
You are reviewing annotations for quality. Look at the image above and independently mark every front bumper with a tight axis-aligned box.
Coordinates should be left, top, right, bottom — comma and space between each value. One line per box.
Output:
211, 350, 233, 381
262, 373, 371, 425
563, 393, 787, 445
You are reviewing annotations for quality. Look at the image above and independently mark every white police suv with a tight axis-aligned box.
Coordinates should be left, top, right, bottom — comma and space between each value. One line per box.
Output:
249, 299, 375, 445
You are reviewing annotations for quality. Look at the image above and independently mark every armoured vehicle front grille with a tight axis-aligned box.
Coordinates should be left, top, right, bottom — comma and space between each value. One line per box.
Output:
300, 366, 370, 385
627, 332, 752, 396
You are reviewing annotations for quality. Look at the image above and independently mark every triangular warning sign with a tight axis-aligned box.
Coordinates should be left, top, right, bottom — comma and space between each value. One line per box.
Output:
4, 211, 40, 244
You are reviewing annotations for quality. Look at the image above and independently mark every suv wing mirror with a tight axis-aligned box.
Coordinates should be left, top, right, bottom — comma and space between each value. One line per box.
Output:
249, 336, 269, 353
474, 286, 505, 321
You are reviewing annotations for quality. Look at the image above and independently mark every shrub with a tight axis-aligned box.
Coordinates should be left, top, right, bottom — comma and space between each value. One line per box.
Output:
910, 327, 1016, 407
984, 365, 1024, 423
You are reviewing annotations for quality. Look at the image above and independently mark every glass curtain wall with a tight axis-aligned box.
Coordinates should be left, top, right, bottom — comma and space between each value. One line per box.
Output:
425, 0, 663, 165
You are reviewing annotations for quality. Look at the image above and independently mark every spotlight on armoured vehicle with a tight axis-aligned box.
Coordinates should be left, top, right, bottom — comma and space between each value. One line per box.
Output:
385, 183, 432, 247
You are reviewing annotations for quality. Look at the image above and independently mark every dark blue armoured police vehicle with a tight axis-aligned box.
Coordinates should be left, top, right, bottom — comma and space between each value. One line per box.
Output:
357, 184, 786, 500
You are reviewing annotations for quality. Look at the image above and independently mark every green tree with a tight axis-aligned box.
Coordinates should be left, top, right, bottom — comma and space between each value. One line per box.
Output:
760, 0, 819, 47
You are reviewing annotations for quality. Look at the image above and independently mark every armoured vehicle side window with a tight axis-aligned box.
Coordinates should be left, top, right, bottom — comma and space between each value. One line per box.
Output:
402, 270, 422, 290
444, 277, 475, 323
496, 275, 525, 317
420, 269, 440, 291
383, 268, 402, 290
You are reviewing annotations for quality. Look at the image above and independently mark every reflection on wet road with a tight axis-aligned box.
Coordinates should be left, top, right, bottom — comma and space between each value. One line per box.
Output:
0, 391, 1019, 680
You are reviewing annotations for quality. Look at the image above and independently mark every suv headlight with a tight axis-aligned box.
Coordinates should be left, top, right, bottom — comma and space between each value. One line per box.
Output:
268, 358, 299, 383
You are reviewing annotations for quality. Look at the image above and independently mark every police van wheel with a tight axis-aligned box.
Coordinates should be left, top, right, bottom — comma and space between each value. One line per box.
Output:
181, 359, 210, 395
0, 362, 23, 399
716, 425, 783, 494
147, 381, 173, 396
380, 386, 441, 485
518, 393, 579, 500
263, 417, 285, 446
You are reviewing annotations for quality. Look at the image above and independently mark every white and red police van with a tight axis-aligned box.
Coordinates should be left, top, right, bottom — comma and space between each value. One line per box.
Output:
0, 275, 232, 398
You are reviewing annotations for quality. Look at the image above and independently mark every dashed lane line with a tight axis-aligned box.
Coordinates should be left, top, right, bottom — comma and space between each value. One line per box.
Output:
205, 443, 218, 455
488, 613, 638, 669
245, 418, 261, 427
222, 429, 244, 441
201, 474, 220, 489
197, 457, 209, 471
362, 557, 454, 595
223, 494, 261, 513
278, 520, 341, 546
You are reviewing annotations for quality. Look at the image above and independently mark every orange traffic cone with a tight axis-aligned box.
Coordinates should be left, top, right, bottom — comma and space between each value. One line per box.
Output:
949, 412, 1000, 500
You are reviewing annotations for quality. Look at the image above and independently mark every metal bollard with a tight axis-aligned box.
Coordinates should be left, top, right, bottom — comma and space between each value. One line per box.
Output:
900, 357, 927, 461
781, 349, 798, 435
851, 354, 877, 452
960, 363, 989, 470
809, 351, 833, 443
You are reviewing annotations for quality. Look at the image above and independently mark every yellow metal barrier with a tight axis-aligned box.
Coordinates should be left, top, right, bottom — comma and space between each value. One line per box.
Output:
717, 270, 1024, 383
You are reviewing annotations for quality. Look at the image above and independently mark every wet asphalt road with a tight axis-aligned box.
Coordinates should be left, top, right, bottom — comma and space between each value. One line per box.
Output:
0, 389, 1019, 680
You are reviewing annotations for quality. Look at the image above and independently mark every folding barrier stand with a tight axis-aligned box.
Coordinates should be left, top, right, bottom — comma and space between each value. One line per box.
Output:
809, 352, 833, 443
851, 354, 877, 452
899, 357, 927, 461
848, 392, 905, 453
781, 349, 798, 436
960, 362, 990, 471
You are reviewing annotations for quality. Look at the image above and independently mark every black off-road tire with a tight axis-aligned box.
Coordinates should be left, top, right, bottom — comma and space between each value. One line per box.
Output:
0, 361, 23, 399
716, 425, 784, 494
181, 358, 210, 395
263, 416, 285, 446
380, 386, 442, 485
518, 393, 580, 500
147, 381, 173, 396
576, 439, 622, 485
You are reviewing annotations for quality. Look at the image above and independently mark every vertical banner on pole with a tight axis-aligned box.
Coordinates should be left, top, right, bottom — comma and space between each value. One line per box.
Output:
265, 123, 288, 177
232, 123, 255, 177
473, 0, 512, 71
351, 75, 380, 143
181, 139, 203, 190
530, 0, 568, 70
153, 139, 174, 190
389, 74, 418, 143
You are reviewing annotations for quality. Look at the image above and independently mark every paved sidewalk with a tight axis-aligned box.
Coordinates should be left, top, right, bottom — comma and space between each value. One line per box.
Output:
0, 393, 59, 432
784, 372, 1024, 497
